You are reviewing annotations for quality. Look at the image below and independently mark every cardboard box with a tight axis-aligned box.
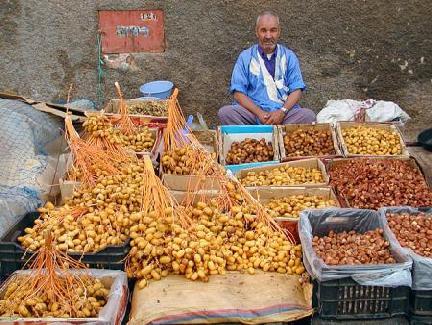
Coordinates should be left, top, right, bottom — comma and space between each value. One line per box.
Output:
336, 121, 409, 158
103, 98, 168, 124
82, 123, 162, 159
217, 125, 280, 168
407, 147, 432, 187
236, 158, 329, 188
191, 129, 218, 155
134, 127, 163, 159
55, 152, 80, 203
58, 126, 160, 203
159, 146, 222, 192
170, 190, 220, 205
59, 177, 80, 202
278, 123, 342, 161
248, 186, 340, 209
162, 173, 223, 192
248, 186, 340, 244
327, 156, 427, 179
326, 156, 431, 207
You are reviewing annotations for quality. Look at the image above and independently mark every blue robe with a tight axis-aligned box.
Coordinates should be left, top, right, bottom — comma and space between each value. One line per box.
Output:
230, 44, 306, 114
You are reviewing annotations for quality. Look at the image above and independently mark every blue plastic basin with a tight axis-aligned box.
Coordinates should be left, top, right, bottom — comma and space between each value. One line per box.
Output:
139, 80, 174, 99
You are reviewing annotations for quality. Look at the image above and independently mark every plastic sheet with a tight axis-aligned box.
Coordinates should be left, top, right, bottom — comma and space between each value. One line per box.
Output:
316, 99, 410, 124
0, 99, 63, 238
0, 269, 128, 325
299, 208, 412, 287
379, 206, 432, 291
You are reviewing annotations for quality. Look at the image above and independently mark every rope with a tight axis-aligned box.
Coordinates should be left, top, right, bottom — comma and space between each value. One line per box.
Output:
96, 33, 105, 108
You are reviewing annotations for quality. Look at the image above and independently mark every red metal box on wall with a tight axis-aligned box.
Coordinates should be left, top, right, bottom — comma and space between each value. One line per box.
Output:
98, 9, 165, 53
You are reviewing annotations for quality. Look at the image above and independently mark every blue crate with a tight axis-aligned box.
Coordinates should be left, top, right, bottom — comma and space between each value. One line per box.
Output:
224, 160, 279, 175
217, 125, 280, 169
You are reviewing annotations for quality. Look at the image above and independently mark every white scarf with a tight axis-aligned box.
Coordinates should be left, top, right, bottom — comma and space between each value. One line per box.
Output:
255, 45, 289, 104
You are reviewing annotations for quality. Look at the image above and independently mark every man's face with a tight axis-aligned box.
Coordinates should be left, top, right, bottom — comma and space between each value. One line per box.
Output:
256, 15, 280, 54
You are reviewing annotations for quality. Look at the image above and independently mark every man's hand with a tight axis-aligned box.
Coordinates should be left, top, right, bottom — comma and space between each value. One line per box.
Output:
265, 110, 285, 125
234, 92, 271, 124
257, 111, 270, 124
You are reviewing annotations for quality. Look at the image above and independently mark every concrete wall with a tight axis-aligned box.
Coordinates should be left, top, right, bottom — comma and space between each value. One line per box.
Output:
1, 0, 431, 128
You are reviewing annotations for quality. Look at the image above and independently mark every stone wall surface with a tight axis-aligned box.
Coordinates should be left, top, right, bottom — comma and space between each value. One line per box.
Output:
0, 0, 431, 128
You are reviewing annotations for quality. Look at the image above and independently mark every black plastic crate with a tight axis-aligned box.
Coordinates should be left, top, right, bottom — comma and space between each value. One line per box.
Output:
0, 212, 129, 280
411, 290, 432, 318
411, 315, 432, 325
313, 278, 410, 320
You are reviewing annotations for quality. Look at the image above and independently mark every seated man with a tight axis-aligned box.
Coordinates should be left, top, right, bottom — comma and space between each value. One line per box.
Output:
218, 11, 316, 125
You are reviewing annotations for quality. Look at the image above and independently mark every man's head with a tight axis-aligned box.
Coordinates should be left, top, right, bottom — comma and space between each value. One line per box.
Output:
256, 11, 280, 54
